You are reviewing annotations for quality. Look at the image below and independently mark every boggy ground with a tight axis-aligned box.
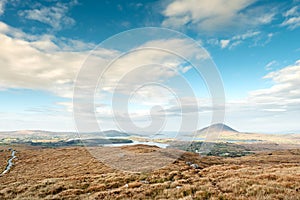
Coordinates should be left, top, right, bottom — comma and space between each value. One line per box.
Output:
0, 145, 299, 200
0, 147, 12, 173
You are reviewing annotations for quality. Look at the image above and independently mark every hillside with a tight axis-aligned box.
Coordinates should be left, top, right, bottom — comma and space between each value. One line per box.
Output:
0, 145, 299, 199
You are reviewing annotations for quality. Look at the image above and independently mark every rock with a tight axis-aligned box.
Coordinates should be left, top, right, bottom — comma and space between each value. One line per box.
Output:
140, 180, 149, 184
186, 161, 192, 165
190, 164, 199, 169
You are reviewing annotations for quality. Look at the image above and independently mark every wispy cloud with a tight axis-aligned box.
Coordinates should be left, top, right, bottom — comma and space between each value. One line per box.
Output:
231, 31, 261, 40
147, 60, 300, 132
281, 6, 300, 30
0, 0, 7, 16
251, 60, 300, 104
220, 40, 230, 49
265, 60, 278, 71
161, 0, 276, 33
231, 60, 300, 113
209, 31, 262, 49
219, 60, 300, 132
18, 0, 78, 31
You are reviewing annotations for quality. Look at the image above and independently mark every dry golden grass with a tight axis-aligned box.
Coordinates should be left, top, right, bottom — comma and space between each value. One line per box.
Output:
0, 145, 299, 200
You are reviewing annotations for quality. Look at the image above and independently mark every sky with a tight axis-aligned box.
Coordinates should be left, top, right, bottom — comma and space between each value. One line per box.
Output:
0, 0, 299, 133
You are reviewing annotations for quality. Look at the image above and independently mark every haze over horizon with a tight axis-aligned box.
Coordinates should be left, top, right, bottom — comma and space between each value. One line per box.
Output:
0, 0, 299, 134
0, 123, 299, 136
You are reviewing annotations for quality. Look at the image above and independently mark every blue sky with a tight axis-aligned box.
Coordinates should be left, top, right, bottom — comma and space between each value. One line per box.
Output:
0, 0, 299, 133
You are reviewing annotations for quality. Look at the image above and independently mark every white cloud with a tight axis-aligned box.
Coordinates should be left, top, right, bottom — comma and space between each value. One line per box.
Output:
265, 60, 278, 71
224, 60, 300, 132
248, 60, 300, 106
281, 16, 300, 29
71, 37, 212, 132
284, 6, 298, 17
281, 6, 300, 29
220, 39, 230, 48
162, 0, 275, 33
19, 1, 77, 30
0, 21, 209, 101
211, 31, 261, 49
0, 21, 40, 40
231, 31, 260, 40
96, 38, 209, 95
0, 0, 7, 15
263, 108, 286, 112
0, 22, 100, 98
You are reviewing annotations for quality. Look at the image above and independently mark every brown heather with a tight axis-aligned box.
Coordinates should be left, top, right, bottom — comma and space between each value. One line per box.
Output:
0, 145, 299, 200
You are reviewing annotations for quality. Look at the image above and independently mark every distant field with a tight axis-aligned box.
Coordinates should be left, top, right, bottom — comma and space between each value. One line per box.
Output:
0, 145, 299, 199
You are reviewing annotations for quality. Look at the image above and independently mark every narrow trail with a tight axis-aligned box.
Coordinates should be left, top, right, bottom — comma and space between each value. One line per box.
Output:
0, 149, 16, 176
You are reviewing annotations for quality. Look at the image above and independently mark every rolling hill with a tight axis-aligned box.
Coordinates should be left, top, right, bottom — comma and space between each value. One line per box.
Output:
0, 130, 132, 139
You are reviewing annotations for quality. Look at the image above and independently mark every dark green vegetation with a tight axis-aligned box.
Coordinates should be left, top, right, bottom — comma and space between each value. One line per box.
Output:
0, 138, 133, 148
81, 138, 133, 146
169, 142, 254, 157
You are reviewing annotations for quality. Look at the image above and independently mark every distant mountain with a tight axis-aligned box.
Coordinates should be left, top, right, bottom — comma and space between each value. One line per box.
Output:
195, 124, 300, 145
0, 130, 134, 139
102, 130, 131, 137
0, 130, 76, 139
197, 123, 238, 134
